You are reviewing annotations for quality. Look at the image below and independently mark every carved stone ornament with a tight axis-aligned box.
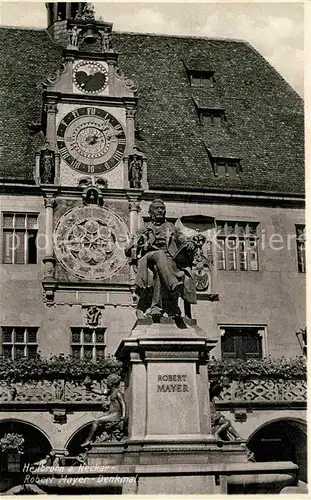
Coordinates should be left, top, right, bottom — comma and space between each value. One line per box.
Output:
128, 149, 144, 189
67, 25, 82, 48
85, 306, 102, 327
43, 284, 56, 306
52, 409, 67, 424
42, 59, 68, 88
43, 256, 56, 280
102, 32, 113, 52
39, 142, 56, 184
82, 187, 103, 206
126, 108, 136, 119
53, 205, 130, 280
78, 176, 108, 206
115, 67, 138, 92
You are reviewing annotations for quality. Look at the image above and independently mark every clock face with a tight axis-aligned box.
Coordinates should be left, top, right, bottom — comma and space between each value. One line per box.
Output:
57, 107, 126, 174
73, 61, 108, 93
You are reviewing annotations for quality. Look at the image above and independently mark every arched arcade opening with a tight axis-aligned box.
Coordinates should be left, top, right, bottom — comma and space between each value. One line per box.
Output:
247, 418, 307, 484
0, 420, 52, 493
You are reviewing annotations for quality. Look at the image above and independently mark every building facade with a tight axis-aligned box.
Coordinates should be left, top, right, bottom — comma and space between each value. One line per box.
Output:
0, 3, 306, 493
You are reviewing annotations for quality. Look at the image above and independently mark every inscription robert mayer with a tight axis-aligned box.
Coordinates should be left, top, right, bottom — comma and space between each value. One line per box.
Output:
157, 374, 189, 393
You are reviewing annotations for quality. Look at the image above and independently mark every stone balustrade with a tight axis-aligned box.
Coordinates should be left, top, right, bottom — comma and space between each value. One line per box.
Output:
216, 378, 307, 405
0, 377, 306, 406
0, 380, 104, 405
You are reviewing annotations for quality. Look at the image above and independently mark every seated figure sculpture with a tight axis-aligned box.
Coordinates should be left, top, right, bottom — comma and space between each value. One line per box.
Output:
209, 378, 243, 442
125, 199, 198, 321
82, 374, 126, 447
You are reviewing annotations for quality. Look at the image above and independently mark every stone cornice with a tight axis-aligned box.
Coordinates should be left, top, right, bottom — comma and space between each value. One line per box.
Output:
0, 184, 305, 207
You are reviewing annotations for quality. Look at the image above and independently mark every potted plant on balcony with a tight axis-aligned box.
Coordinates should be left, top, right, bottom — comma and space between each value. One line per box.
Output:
0, 432, 24, 472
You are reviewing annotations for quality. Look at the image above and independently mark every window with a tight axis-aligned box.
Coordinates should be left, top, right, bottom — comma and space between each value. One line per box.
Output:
0, 327, 38, 359
217, 221, 259, 271
71, 328, 106, 360
296, 225, 305, 273
220, 327, 263, 359
212, 158, 241, 177
2, 213, 38, 264
189, 70, 214, 87
199, 109, 226, 127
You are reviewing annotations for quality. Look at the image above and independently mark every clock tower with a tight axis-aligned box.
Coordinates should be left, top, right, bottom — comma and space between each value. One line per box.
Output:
40, 2, 146, 190
35, 3, 146, 304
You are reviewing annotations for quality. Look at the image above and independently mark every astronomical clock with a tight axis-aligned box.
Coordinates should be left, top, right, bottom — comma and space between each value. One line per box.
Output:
39, 15, 140, 291
56, 106, 126, 175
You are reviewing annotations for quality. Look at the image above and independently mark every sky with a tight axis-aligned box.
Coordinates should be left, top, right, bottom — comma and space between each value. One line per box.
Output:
0, 1, 304, 97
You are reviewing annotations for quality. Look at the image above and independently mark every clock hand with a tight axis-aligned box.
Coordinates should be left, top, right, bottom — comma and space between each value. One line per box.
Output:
86, 134, 99, 145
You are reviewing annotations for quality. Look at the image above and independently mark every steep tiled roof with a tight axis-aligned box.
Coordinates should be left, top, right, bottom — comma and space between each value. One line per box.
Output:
0, 27, 304, 194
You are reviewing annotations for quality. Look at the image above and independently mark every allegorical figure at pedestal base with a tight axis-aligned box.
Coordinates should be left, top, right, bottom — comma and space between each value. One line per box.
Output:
209, 379, 243, 442
125, 199, 203, 321
82, 374, 126, 447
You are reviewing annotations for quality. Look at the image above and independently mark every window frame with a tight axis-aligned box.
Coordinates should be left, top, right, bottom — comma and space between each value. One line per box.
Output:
213, 158, 241, 177
189, 70, 214, 88
2, 212, 39, 265
219, 325, 267, 360
71, 327, 106, 360
0, 327, 38, 359
216, 221, 259, 272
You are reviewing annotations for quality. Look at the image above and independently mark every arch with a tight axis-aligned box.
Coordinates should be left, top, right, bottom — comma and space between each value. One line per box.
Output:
65, 421, 94, 454
0, 420, 52, 494
246, 416, 306, 442
4, 483, 46, 495
247, 417, 307, 483
0, 418, 53, 448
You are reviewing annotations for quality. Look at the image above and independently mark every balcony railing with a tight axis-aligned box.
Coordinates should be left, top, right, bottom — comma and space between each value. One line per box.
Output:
216, 378, 307, 405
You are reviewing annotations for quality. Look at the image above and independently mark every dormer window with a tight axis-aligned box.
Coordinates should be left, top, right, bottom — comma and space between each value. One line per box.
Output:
190, 70, 214, 88
199, 108, 226, 126
212, 157, 241, 177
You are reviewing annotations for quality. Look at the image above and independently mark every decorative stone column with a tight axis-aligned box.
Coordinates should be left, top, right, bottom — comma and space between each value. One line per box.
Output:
106, 57, 117, 96
125, 107, 136, 154
44, 101, 58, 148
65, 2, 71, 19
127, 200, 141, 289
128, 200, 140, 236
52, 3, 58, 22
42, 194, 56, 305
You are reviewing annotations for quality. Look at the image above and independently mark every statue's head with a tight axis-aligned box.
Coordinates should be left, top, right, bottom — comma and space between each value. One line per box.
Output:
149, 199, 166, 223
105, 373, 121, 389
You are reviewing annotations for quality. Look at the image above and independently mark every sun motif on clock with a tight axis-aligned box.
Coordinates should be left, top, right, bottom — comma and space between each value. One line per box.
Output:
73, 61, 108, 94
57, 107, 126, 174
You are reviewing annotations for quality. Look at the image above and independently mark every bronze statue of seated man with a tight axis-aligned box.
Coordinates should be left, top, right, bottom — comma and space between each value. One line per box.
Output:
125, 199, 198, 321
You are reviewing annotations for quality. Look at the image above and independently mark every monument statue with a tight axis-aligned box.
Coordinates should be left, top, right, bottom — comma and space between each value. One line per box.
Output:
128, 153, 143, 188
209, 379, 243, 442
39, 146, 55, 184
82, 374, 126, 447
125, 199, 199, 321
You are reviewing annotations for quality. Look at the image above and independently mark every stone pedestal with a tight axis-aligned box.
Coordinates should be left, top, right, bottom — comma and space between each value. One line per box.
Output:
112, 318, 299, 494
116, 318, 217, 446
115, 318, 245, 492
30, 317, 300, 495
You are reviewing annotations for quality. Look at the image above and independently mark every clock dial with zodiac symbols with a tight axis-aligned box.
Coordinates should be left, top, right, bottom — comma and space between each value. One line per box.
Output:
54, 205, 130, 280
57, 107, 126, 174
73, 61, 108, 93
